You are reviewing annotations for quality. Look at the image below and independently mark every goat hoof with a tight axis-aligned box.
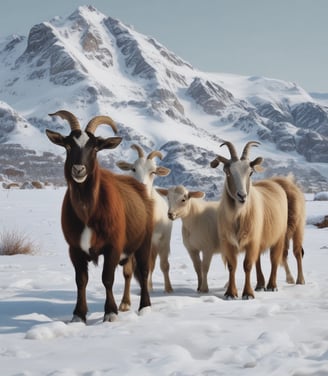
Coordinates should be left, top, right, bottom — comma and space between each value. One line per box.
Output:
71, 314, 86, 324
255, 286, 265, 292
139, 306, 151, 316
242, 294, 254, 300
103, 313, 118, 322
224, 294, 237, 301
119, 302, 131, 312
265, 287, 278, 292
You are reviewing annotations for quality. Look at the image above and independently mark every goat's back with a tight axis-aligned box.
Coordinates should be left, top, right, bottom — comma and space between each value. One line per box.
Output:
251, 180, 288, 249
182, 199, 220, 253
270, 176, 306, 238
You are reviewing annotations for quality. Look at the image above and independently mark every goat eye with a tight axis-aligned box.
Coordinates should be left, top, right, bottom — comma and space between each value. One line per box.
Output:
132, 168, 136, 172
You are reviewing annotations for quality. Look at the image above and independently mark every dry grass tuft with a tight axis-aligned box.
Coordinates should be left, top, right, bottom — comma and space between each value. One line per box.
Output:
0, 230, 36, 256
315, 215, 328, 229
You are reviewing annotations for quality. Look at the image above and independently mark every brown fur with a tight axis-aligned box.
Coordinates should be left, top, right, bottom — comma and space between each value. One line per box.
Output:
46, 117, 154, 323
62, 165, 154, 322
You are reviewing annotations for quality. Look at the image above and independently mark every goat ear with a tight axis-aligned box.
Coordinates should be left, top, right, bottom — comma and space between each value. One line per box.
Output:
96, 137, 122, 151
250, 157, 264, 172
189, 191, 205, 199
156, 166, 171, 176
45, 129, 66, 147
156, 188, 168, 196
116, 161, 133, 171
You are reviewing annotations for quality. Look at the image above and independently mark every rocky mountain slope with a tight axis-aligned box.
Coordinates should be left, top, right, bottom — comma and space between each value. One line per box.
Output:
0, 5, 327, 195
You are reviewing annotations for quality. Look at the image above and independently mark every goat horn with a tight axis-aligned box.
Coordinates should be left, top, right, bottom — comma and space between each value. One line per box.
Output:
147, 150, 163, 160
85, 115, 118, 135
48, 110, 81, 132
220, 141, 238, 161
131, 144, 145, 158
240, 141, 261, 160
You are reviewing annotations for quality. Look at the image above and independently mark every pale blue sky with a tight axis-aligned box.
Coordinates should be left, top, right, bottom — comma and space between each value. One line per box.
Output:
1, 0, 328, 93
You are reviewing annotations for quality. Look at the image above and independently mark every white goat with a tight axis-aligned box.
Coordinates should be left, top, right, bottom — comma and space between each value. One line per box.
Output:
210, 141, 288, 299
157, 185, 221, 293
116, 144, 173, 292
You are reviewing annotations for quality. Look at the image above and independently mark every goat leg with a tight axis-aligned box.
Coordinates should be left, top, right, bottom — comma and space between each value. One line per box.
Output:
134, 245, 151, 312
266, 242, 282, 292
224, 255, 238, 299
119, 257, 134, 312
102, 252, 119, 321
242, 254, 255, 299
70, 247, 89, 323
255, 256, 266, 291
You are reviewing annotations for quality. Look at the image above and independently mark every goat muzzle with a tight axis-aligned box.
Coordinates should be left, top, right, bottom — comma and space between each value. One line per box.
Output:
168, 212, 176, 221
236, 192, 247, 204
72, 164, 87, 183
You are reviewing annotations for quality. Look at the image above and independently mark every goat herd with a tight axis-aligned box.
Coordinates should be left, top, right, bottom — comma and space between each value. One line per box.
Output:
46, 110, 306, 323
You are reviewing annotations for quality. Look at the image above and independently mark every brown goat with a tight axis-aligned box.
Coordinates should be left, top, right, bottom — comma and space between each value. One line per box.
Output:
211, 141, 288, 299
256, 175, 306, 288
46, 110, 153, 323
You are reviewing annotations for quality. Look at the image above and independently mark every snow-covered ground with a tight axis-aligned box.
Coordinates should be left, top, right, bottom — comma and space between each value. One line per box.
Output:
0, 188, 328, 376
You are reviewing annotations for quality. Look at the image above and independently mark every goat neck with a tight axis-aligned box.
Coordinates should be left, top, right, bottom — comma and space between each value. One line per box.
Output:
68, 163, 102, 224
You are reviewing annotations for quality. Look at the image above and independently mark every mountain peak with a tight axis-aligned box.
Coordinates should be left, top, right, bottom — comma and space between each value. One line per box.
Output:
67, 5, 107, 29
0, 6, 327, 193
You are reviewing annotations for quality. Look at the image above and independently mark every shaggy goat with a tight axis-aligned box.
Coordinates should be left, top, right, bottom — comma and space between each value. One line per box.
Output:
210, 141, 288, 299
46, 110, 153, 322
116, 144, 173, 293
157, 185, 221, 293
256, 175, 306, 287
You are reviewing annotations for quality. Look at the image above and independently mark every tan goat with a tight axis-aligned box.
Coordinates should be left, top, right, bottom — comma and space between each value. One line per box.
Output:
210, 141, 288, 299
158, 185, 221, 293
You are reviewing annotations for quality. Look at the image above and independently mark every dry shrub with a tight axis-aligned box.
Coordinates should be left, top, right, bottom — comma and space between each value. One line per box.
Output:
0, 230, 36, 256
315, 215, 328, 229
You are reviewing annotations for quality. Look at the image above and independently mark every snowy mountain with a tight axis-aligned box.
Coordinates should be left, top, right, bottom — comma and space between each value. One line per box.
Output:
0, 5, 328, 196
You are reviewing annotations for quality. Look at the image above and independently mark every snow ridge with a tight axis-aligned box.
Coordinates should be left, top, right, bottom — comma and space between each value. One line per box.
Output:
0, 5, 327, 194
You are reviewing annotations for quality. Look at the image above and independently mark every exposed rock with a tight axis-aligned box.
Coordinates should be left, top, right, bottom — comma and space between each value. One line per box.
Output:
187, 77, 236, 115
291, 102, 328, 136
105, 17, 156, 80
15, 22, 87, 85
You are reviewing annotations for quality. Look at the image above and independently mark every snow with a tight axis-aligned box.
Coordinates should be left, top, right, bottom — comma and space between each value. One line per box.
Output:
0, 188, 328, 375
314, 191, 328, 201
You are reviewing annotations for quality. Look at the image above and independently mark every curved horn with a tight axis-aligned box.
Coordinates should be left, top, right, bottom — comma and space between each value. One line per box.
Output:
147, 150, 163, 160
220, 141, 238, 161
210, 155, 230, 168
85, 115, 118, 135
131, 144, 145, 158
240, 141, 261, 160
48, 110, 81, 132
